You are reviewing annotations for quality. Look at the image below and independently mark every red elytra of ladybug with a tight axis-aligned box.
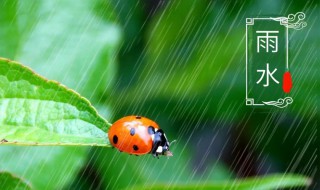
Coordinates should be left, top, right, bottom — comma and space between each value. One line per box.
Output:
282, 71, 292, 93
108, 116, 173, 158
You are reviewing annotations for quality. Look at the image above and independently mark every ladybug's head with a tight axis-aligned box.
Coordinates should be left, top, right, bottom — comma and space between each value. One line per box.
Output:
151, 129, 173, 158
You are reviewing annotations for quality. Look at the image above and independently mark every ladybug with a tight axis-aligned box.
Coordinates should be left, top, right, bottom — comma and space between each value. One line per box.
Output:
108, 116, 173, 158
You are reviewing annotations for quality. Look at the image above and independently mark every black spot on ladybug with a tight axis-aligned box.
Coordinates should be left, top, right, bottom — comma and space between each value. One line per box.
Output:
133, 145, 139, 151
113, 135, 118, 144
130, 128, 135, 136
135, 116, 141, 119
148, 126, 155, 135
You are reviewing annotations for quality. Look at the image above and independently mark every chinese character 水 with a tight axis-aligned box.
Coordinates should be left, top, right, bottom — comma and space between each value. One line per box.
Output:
256, 63, 279, 87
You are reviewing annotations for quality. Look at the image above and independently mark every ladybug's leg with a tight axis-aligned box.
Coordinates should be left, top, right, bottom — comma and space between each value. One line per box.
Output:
152, 153, 159, 159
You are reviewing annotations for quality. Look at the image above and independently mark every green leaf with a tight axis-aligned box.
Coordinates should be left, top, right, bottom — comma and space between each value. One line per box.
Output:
126, 174, 311, 190
0, 58, 110, 146
0, 146, 87, 189
0, 172, 32, 190
0, 1, 120, 189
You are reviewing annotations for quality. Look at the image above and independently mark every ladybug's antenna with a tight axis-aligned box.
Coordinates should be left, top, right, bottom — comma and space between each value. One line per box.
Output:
170, 140, 177, 146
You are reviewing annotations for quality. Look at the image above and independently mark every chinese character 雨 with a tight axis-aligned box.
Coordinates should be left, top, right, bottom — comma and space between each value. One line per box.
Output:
256, 63, 279, 87
256, 31, 279, 53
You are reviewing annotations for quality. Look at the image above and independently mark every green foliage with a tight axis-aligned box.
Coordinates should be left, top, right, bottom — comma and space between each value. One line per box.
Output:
0, 1, 120, 189
0, 172, 31, 190
89, 145, 233, 189
113, 0, 246, 120
0, 0, 121, 105
0, 58, 110, 146
127, 174, 311, 190
0, 147, 87, 189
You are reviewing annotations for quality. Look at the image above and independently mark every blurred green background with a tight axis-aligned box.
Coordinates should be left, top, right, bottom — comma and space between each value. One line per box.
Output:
0, 0, 318, 189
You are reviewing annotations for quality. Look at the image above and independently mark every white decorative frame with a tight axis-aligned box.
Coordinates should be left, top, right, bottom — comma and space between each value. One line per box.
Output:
245, 12, 306, 108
